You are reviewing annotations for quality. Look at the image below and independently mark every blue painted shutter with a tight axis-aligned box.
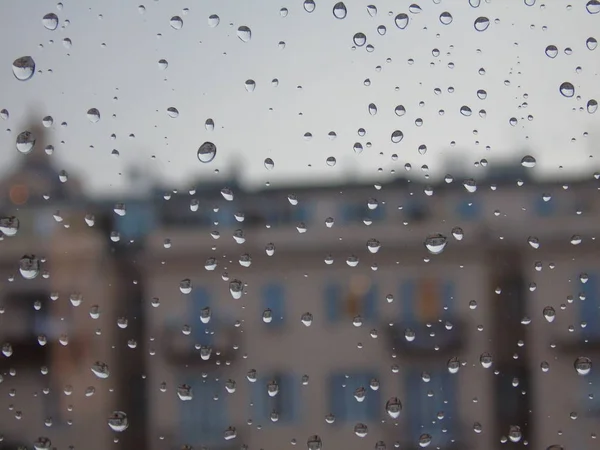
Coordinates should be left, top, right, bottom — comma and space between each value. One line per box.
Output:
325, 283, 342, 322
405, 368, 422, 442
263, 283, 285, 326
457, 200, 480, 220
329, 374, 346, 422
440, 370, 458, 444
363, 284, 378, 321
581, 274, 600, 339
180, 377, 226, 445
534, 196, 554, 217
582, 372, 600, 414
192, 287, 213, 346
442, 281, 455, 319
255, 374, 299, 424
400, 280, 416, 325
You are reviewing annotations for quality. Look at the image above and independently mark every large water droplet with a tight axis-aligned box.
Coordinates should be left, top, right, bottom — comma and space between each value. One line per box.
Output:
391, 130, 404, 143
166, 107, 179, 118
418, 434, 432, 448
91, 361, 110, 379
586, 37, 598, 50
87, 108, 100, 123
42, 13, 59, 30
353, 32, 366, 47
521, 155, 536, 168
424, 234, 447, 255
545, 45, 558, 58
0, 217, 19, 236
367, 5, 377, 17
480, 352, 493, 368
587, 99, 598, 114
543, 306, 556, 322
237, 26, 252, 42
469, 0, 481, 6
108, 411, 129, 432
197, 142, 217, 163
559, 82, 575, 98
307, 435, 322, 450
304, 0, 316, 13
229, 279, 243, 299
333, 2, 347, 19
460, 106, 472, 116
16, 131, 36, 154
473, 16, 490, 32
574, 356, 592, 375
208, 14, 220, 27
528, 236, 540, 249
170, 16, 183, 29
395, 13, 409, 29
409, 4, 422, 14
12, 56, 35, 81
354, 423, 368, 438
385, 397, 402, 419
587, 0, 600, 14
264, 158, 275, 170
439, 12, 453, 25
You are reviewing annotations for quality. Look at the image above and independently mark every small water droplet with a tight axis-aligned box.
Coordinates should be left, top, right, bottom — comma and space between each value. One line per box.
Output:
559, 82, 575, 98
307, 435, 322, 450
353, 32, 366, 47
354, 423, 368, 438
108, 411, 129, 432
391, 130, 404, 143
229, 279, 243, 299
460, 106, 472, 116
447, 356, 460, 374
197, 142, 217, 163
480, 352, 493, 368
326, 156, 336, 167
166, 107, 179, 118
91, 361, 110, 379
42, 13, 59, 30
237, 26, 252, 42
12, 56, 35, 81
528, 236, 540, 249
205, 118, 215, 131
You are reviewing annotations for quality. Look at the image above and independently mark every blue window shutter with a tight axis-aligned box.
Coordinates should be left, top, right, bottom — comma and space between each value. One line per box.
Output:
534, 196, 554, 217
329, 374, 346, 422
456, 200, 480, 220
180, 377, 226, 445
325, 283, 342, 322
252, 377, 268, 422
263, 283, 285, 326
400, 280, 416, 325
365, 372, 381, 421
405, 368, 422, 442
191, 288, 212, 346
281, 374, 298, 422
581, 274, 600, 339
442, 281, 455, 319
441, 370, 458, 441
363, 284, 378, 321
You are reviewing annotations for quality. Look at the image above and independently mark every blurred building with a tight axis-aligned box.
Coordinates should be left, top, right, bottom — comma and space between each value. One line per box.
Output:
139, 163, 600, 450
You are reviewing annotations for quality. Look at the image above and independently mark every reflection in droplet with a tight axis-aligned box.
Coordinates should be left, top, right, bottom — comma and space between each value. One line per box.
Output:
395, 13, 409, 29
574, 356, 592, 375
237, 26, 252, 42
391, 130, 404, 143
424, 234, 447, 255
108, 411, 129, 432
367, 5, 377, 17
353, 32, 366, 47
586, 37, 598, 50
545, 45, 558, 58
333, 2, 347, 19
302, 0, 319, 13
385, 397, 402, 419
473, 17, 490, 32
587, 0, 600, 14
42, 13, 59, 30
439, 12, 453, 25
559, 82, 575, 98
16, 131, 36, 154
197, 142, 217, 163
208, 14, 220, 27
12, 56, 35, 81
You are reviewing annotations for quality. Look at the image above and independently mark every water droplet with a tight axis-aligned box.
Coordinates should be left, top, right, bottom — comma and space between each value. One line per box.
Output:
170, 16, 183, 29
524, 0, 536, 6
16, 131, 36, 154
469, 0, 481, 6
418, 434, 432, 448
34, 437, 52, 450
19, 255, 40, 279
521, 155, 536, 168
303, 0, 316, 13
460, 106, 472, 116
463, 179, 477, 193
353, 32, 366, 47
508, 426, 522, 443
472, 16, 490, 32
528, 236, 540, 249
587, 99, 598, 114
480, 352, 493, 368
368, 103, 378, 115
62, 37, 72, 48
229, 279, 243, 299
409, 4, 422, 14
166, 107, 179, 118
367, 238, 381, 253
543, 306, 556, 322
545, 45, 558, 58
447, 356, 460, 374
424, 234, 447, 255
439, 12, 453, 25
451, 227, 464, 241
42, 13, 59, 30
395, 13, 409, 29
391, 130, 404, 143
301, 312, 313, 326
575, 356, 592, 375
237, 26, 252, 42
108, 411, 128, 432
377, 25, 386, 35
307, 435, 322, 450
244, 79, 256, 92
326, 156, 336, 167
208, 14, 220, 27
559, 82, 575, 98
354, 423, 368, 438
87, 108, 100, 123
587, 0, 600, 14
333, 2, 347, 19
205, 118, 215, 131
91, 361, 110, 379
12, 56, 35, 81
586, 37, 598, 50
386, 397, 402, 418
197, 141, 217, 163
264, 158, 275, 170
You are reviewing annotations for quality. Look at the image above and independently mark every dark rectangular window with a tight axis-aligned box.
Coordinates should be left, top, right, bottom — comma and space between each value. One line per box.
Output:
252, 373, 300, 424
329, 372, 380, 423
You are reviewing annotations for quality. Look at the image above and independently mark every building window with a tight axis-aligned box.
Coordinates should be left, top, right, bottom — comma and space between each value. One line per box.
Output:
325, 277, 377, 323
329, 372, 381, 422
456, 200, 481, 220
581, 372, 600, 416
400, 279, 454, 324
191, 287, 213, 346
534, 196, 555, 217
262, 283, 285, 327
252, 373, 301, 424
404, 368, 458, 447
580, 273, 600, 340
340, 203, 385, 225
179, 377, 227, 446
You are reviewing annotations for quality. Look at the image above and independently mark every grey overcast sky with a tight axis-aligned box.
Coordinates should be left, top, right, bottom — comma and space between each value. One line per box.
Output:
0, 0, 599, 198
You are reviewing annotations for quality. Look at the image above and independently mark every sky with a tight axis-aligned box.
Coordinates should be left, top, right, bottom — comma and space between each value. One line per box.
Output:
0, 0, 599, 198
